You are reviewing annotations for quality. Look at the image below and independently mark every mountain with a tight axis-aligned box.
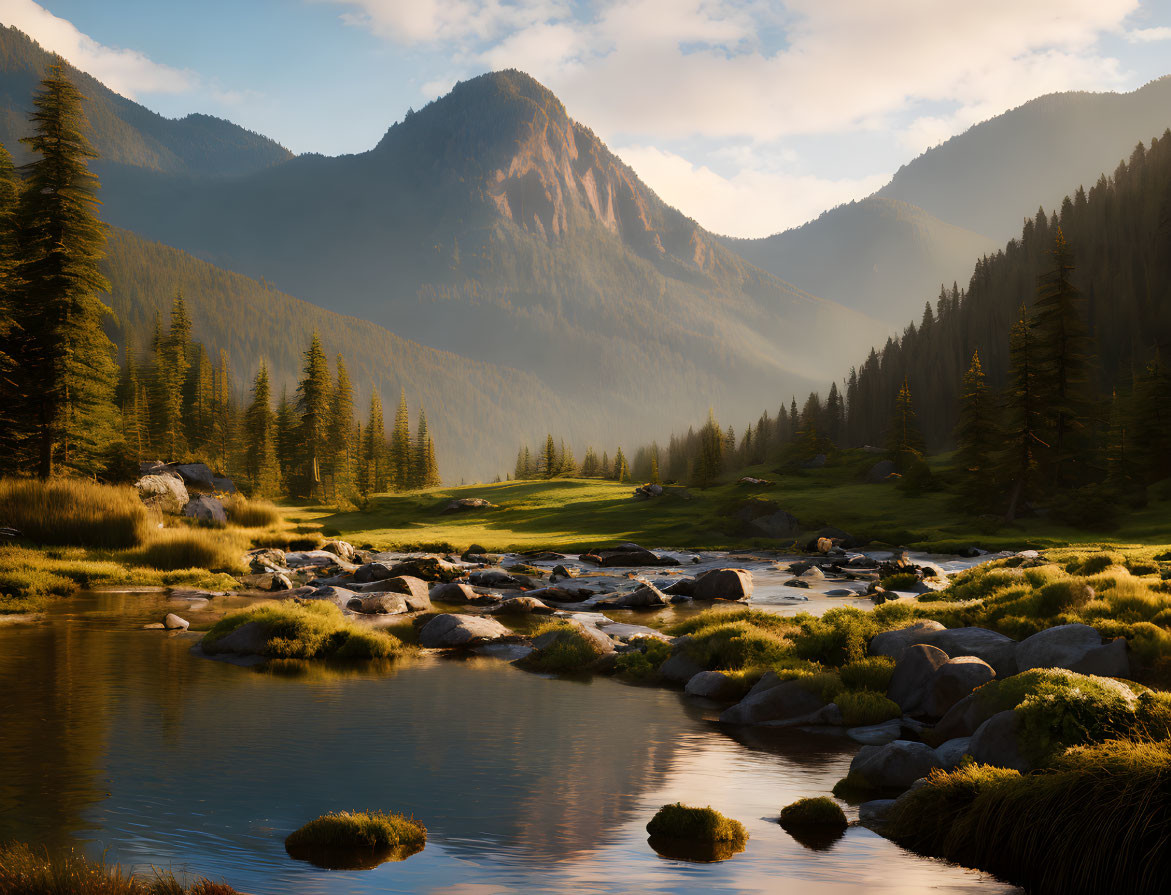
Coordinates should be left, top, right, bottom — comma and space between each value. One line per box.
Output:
877, 77, 1171, 242
0, 25, 291, 176
101, 228, 586, 482
722, 198, 997, 323
726, 78, 1171, 325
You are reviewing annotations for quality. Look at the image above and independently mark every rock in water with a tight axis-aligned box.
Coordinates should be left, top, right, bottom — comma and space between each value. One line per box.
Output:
163, 613, 189, 630
685, 671, 741, 701
692, 568, 753, 601
418, 614, 511, 648
578, 543, 679, 567
719, 679, 826, 725
181, 495, 227, 525
847, 740, 942, 790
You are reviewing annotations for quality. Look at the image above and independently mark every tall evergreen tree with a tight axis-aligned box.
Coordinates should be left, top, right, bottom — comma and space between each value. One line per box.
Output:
390, 388, 411, 491
543, 433, 557, 479
329, 354, 356, 500
691, 410, 723, 488
244, 360, 280, 496
294, 332, 332, 498
10, 59, 117, 476
514, 446, 528, 480
116, 341, 146, 463
999, 309, 1047, 521
885, 377, 926, 468
1131, 351, 1171, 484
211, 348, 234, 473
362, 390, 389, 494
411, 407, 433, 489
954, 351, 999, 508
0, 144, 20, 462
612, 446, 628, 482
275, 385, 296, 488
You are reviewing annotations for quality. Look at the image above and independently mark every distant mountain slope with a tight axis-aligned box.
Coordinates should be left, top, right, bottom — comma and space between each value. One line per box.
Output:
877, 77, 1171, 241
0, 25, 291, 176
101, 228, 587, 481
68, 70, 882, 442
722, 198, 996, 323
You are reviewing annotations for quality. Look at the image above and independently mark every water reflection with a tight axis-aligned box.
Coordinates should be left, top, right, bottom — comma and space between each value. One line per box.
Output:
0, 591, 1021, 894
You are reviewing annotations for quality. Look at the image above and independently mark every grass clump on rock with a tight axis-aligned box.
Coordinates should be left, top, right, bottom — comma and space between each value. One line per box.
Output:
285, 810, 426, 869
838, 655, 896, 691
0, 477, 149, 548
0, 842, 241, 894
779, 797, 847, 831
201, 601, 409, 660
520, 620, 607, 673
885, 739, 1171, 895
646, 803, 748, 862
615, 636, 672, 680
835, 689, 902, 726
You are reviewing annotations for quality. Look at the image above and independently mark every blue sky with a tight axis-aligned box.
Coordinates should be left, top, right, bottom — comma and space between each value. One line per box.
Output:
3, 0, 1170, 237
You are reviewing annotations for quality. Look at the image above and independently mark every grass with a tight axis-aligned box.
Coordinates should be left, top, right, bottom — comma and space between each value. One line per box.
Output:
288, 449, 1171, 553
129, 528, 249, 573
0, 842, 240, 894
615, 636, 673, 680
0, 478, 150, 548
885, 739, 1171, 895
222, 495, 282, 528
836, 689, 902, 726
778, 797, 847, 830
519, 620, 607, 673
285, 810, 426, 851
645, 803, 748, 843
838, 656, 896, 691
879, 572, 920, 591
201, 601, 411, 660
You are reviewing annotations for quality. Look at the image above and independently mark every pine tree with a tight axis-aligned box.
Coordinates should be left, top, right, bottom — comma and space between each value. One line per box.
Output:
954, 351, 999, 508
211, 348, 234, 474
1030, 229, 1096, 488
294, 332, 332, 498
514, 446, 528, 480
691, 410, 723, 488
543, 433, 557, 479
649, 452, 660, 484
885, 377, 926, 469
612, 446, 628, 482
1105, 387, 1139, 498
600, 450, 610, 479
522, 445, 533, 478
184, 343, 214, 456
160, 291, 191, 460
362, 390, 389, 494
245, 360, 280, 496
560, 438, 576, 475
825, 382, 845, 445
390, 388, 411, 491
999, 309, 1047, 521
412, 407, 432, 489
10, 59, 118, 476
422, 435, 441, 487
1131, 351, 1171, 484
0, 144, 21, 464
116, 342, 146, 463
329, 354, 356, 500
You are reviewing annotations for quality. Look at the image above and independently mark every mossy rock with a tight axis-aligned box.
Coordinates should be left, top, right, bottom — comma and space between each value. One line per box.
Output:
285, 810, 426, 869
779, 796, 848, 851
646, 803, 748, 862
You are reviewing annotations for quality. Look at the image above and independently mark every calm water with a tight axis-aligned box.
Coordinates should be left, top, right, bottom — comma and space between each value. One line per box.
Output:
0, 590, 1021, 894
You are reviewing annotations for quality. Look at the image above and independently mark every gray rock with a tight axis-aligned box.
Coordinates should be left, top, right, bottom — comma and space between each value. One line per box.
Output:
418, 613, 511, 648
346, 592, 426, 615
525, 586, 593, 603
887, 644, 950, 713
532, 620, 615, 655
933, 692, 988, 741
321, 540, 356, 561
551, 564, 578, 579
663, 577, 697, 597
601, 583, 669, 608
869, 620, 948, 658
692, 568, 754, 601
469, 569, 525, 588
383, 556, 466, 582
685, 670, 741, 701
744, 671, 786, 699
202, 621, 268, 656
180, 495, 226, 525
847, 719, 904, 745
927, 656, 996, 717
429, 581, 490, 604
578, 543, 679, 567
172, 462, 217, 490
865, 459, 897, 483
824, 588, 857, 597
307, 585, 359, 607
284, 550, 342, 568
135, 473, 189, 514
492, 596, 554, 615
658, 652, 705, 684
968, 710, 1031, 772
441, 497, 496, 514
357, 576, 431, 606
934, 737, 972, 770
858, 799, 898, 830
848, 740, 942, 790
927, 628, 1018, 678
783, 578, 810, 588
163, 613, 189, 630
719, 679, 826, 725
1015, 623, 1130, 677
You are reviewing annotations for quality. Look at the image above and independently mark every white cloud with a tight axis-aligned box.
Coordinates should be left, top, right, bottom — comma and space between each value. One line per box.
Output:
321, 0, 569, 44
0, 0, 195, 98
617, 144, 888, 238
1126, 25, 1171, 41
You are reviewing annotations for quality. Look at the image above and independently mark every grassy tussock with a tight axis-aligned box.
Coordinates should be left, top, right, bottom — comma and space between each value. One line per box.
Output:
0, 477, 149, 548
779, 797, 847, 829
222, 495, 282, 528
0, 842, 240, 894
646, 803, 747, 842
835, 689, 902, 726
886, 739, 1171, 895
838, 655, 896, 691
129, 528, 249, 573
202, 600, 410, 660
615, 636, 673, 680
285, 811, 426, 851
521, 620, 606, 673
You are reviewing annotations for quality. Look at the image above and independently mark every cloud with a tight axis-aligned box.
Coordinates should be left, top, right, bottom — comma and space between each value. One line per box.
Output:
1125, 25, 1171, 41
321, 0, 569, 44
616, 144, 889, 238
0, 0, 195, 98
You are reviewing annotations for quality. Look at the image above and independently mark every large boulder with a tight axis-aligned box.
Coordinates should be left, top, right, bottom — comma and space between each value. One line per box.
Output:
284, 549, 344, 568
346, 591, 430, 615
348, 577, 431, 611
171, 462, 217, 490
870, 621, 1017, 677
163, 613, 189, 630
429, 581, 493, 604
663, 577, 697, 597
201, 620, 268, 656
926, 656, 996, 718
532, 621, 615, 655
968, 710, 1030, 772
492, 596, 554, 615
181, 495, 226, 525
579, 543, 679, 567
525, 586, 593, 603
1015, 623, 1130, 677
869, 620, 948, 658
441, 497, 496, 514
692, 568, 754, 601
886, 643, 949, 713
684, 670, 742, 701
848, 740, 942, 790
932, 691, 985, 740
469, 569, 526, 588
321, 540, 356, 562
934, 737, 973, 770
600, 583, 669, 608
135, 473, 189, 514
419, 613, 511, 648
719, 679, 826, 725
658, 651, 705, 684
386, 556, 466, 582
306, 585, 360, 607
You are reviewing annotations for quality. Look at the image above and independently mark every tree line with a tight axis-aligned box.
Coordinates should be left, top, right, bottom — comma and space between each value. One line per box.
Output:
514, 436, 630, 482
0, 60, 441, 500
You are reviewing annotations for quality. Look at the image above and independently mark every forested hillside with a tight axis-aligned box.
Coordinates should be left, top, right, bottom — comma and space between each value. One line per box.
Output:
101, 229, 588, 481
0, 25, 291, 175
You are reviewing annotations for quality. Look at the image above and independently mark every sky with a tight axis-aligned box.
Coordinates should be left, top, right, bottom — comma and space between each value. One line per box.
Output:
1, 0, 1170, 238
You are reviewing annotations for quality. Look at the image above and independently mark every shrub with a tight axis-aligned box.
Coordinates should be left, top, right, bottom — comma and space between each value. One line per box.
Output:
885, 740, 1171, 895
201, 601, 408, 660
679, 620, 793, 670
521, 621, 606, 673
0, 477, 149, 548
879, 572, 920, 591
838, 656, 896, 692
1033, 579, 1095, 615
0, 842, 242, 894
779, 797, 847, 830
645, 803, 747, 843
791, 607, 878, 665
615, 637, 672, 680
222, 495, 281, 528
836, 689, 902, 726
131, 528, 248, 572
